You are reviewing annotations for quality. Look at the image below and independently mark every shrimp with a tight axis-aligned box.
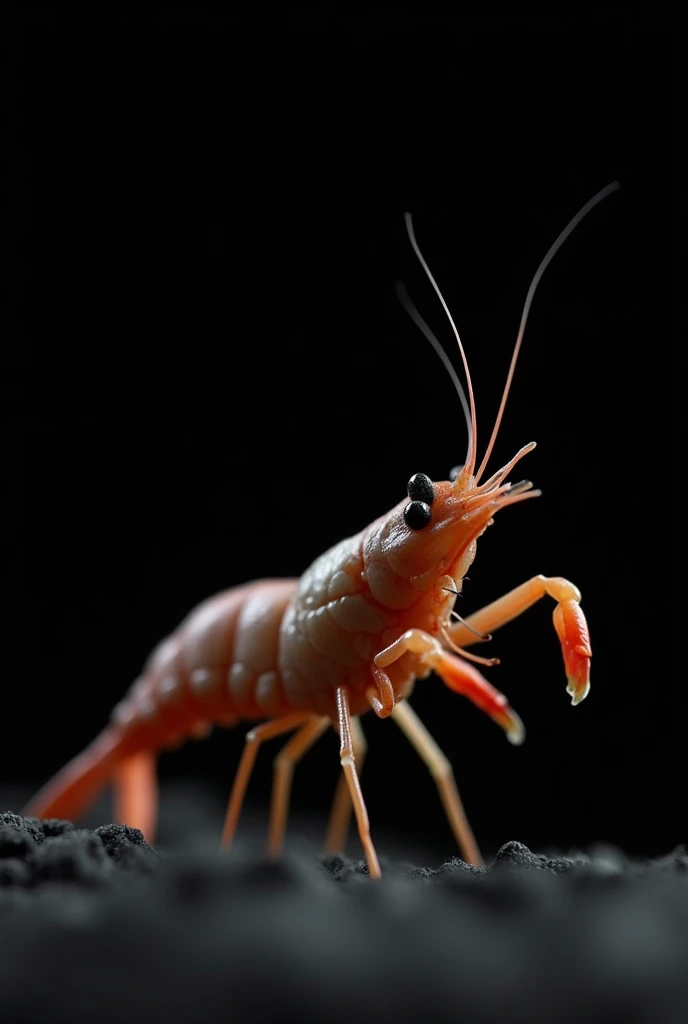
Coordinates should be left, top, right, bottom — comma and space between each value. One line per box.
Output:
24, 182, 618, 878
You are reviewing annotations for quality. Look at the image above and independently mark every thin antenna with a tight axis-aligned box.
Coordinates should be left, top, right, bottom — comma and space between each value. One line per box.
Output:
395, 282, 473, 466
404, 213, 478, 481
474, 180, 620, 484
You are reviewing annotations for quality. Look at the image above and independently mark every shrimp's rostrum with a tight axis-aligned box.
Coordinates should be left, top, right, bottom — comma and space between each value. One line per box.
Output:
24, 184, 618, 878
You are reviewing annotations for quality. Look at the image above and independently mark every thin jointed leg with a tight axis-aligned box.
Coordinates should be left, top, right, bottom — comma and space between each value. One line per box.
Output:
323, 715, 367, 854
221, 712, 311, 849
336, 687, 381, 879
268, 716, 330, 857
391, 701, 483, 866
113, 751, 158, 844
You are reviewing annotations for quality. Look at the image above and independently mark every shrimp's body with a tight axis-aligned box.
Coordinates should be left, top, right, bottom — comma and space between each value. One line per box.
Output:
25, 185, 617, 878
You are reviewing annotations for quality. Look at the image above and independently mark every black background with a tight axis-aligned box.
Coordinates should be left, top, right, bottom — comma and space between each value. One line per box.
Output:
4, 9, 682, 863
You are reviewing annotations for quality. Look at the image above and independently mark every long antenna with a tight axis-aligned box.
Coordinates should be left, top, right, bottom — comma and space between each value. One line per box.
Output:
395, 281, 473, 465
474, 180, 620, 484
404, 212, 478, 480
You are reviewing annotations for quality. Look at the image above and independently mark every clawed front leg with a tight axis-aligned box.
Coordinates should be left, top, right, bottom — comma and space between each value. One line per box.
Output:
445, 575, 592, 705
373, 628, 525, 744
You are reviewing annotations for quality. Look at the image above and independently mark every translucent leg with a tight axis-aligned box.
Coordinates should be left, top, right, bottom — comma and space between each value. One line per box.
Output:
268, 716, 330, 857
323, 716, 367, 854
336, 687, 380, 879
220, 712, 311, 849
391, 701, 482, 866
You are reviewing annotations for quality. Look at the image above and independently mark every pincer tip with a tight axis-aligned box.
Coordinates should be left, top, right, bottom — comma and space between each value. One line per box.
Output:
567, 678, 591, 706
506, 709, 526, 746
493, 706, 526, 746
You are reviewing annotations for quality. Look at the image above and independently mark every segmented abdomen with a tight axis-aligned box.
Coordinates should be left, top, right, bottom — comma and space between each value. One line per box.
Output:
111, 579, 299, 752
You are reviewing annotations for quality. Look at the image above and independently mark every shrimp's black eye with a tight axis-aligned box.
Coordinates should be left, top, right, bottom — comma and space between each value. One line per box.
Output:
404, 500, 432, 530
407, 472, 435, 505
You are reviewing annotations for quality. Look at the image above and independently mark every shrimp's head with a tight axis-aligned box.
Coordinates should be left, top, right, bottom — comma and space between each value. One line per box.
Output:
363, 455, 539, 611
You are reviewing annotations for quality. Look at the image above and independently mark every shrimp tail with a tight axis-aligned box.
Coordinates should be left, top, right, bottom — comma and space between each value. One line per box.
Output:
22, 727, 125, 824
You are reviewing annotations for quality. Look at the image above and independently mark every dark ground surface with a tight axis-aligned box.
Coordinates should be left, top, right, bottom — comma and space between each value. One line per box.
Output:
1, 803, 686, 1024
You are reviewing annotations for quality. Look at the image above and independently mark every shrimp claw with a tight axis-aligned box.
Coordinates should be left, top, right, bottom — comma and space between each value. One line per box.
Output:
429, 647, 526, 746
553, 598, 592, 706
374, 628, 525, 745
445, 575, 592, 706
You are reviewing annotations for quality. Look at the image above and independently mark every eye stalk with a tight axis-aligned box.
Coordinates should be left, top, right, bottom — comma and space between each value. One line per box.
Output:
404, 500, 432, 530
407, 473, 435, 505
